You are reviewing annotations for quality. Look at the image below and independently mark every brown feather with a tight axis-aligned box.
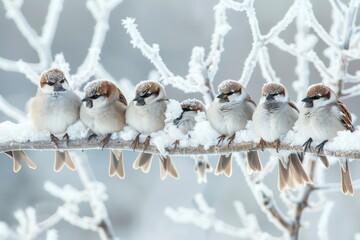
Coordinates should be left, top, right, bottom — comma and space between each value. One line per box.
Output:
117, 88, 128, 106
288, 101, 299, 113
336, 101, 355, 132
246, 97, 257, 107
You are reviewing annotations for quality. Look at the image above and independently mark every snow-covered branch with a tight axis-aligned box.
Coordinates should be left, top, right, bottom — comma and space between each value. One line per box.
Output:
0, 138, 359, 160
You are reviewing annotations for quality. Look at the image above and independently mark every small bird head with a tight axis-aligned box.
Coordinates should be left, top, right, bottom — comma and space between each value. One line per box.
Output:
39, 68, 70, 94
217, 80, 245, 103
82, 80, 127, 109
133, 80, 166, 106
302, 84, 336, 108
180, 99, 205, 112
261, 82, 288, 103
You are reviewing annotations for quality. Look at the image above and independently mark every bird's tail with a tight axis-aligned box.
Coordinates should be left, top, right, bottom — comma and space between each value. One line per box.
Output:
159, 155, 179, 180
246, 151, 263, 174
5, 150, 36, 173
109, 150, 125, 179
194, 156, 213, 184
54, 150, 76, 172
214, 154, 232, 177
133, 152, 153, 173
340, 159, 354, 196
278, 153, 312, 192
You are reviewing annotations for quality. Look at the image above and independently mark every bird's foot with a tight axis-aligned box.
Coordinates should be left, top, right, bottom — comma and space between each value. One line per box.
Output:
259, 138, 267, 151
217, 135, 226, 145
50, 134, 59, 148
315, 140, 328, 154
302, 137, 313, 152
227, 134, 236, 146
131, 133, 141, 151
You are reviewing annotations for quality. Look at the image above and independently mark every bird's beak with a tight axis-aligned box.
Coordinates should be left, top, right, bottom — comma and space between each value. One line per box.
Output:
54, 82, 65, 92
302, 96, 313, 108
82, 97, 91, 102
133, 95, 145, 106
266, 93, 274, 101
82, 97, 93, 108
301, 96, 312, 103
217, 93, 229, 103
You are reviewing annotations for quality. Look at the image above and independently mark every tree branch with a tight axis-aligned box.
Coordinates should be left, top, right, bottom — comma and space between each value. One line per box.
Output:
0, 138, 359, 159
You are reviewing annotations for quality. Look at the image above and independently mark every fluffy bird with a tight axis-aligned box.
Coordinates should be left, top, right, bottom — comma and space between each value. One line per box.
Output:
252, 83, 312, 191
207, 80, 262, 176
28, 68, 80, 172
126, 80, 179, 180
173, 99, 213, 183
80, 80, 128, 179
298, 83, 355, 195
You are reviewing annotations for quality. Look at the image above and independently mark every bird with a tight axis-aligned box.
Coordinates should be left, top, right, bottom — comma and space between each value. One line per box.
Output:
252, 82, 312, 191
126, 80, 179, 180
173, 99, 213, 183
80, 80, 127, 179
298, 83, 355, 195
206, 80, 262, 176
28, 68, 80, 172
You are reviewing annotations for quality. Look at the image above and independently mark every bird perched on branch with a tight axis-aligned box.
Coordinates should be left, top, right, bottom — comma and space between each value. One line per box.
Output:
80, 80, 127, 179
173, 99, 213, 183
126, 80, 179, 180
28, 68, 80, 172
298, 83, 354, 195
252, 83, 312, 191
207, 80, 262, 176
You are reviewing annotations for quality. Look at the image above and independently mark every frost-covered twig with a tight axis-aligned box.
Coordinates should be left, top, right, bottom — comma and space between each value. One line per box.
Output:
1, 138, 360, 159
72, 0, 123, 90
290, 160, 316, 239
0, 95, 26, 122
236, 154, 294, 237
165, 193, 279, 239
71, 151, 117, 240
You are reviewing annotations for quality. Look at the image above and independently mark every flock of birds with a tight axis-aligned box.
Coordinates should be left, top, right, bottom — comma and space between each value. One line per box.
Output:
19, 68, 356, 195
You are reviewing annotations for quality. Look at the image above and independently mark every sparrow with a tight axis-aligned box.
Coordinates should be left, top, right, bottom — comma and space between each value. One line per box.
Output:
252, 83, 312, 191
126, 80, 179, 180
206, 80, 262, 176
173, 99, 213, 183
28, 68, 80, 172
80, 80, 127, 179
298, 83, 355, 195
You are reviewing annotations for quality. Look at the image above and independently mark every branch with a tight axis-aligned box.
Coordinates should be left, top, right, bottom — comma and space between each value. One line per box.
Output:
290, 160, 316, 239
70, 151, 117, 240
0, 95, 26, 122
0, 139, 359, 159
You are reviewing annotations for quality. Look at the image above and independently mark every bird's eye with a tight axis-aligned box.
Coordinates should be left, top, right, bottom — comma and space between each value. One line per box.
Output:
47, 81, 55, 86
227, 91, 234, 96
143, 91, 153, 98
60, 79, 66, 84
91, 94, 101, 99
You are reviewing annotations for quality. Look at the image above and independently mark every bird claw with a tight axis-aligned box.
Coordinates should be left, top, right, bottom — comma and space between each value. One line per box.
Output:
302, 138, 313, 152
131, 133, 141, 151
88, 133, 98, 143
63, 133, 70, 146
172, 140, 180, 149
50, 134, 59, 148
315, 140, 328, 155
274, 139, 280, 153
100, 134, 112, 150
217, 135, 226, 145
227, 134, 235, 146
259, 138, 266, 151
143, 136, 151, 151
